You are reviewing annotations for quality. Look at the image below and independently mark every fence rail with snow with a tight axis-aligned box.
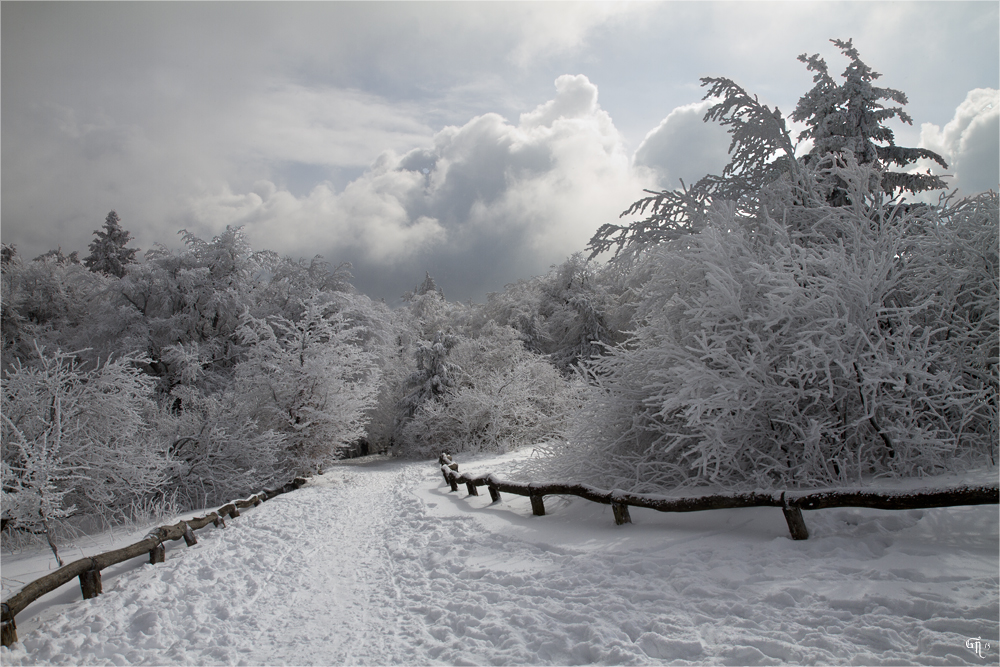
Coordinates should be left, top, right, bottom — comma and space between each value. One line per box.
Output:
0, 476, 309, 647
439, 453, 999, 541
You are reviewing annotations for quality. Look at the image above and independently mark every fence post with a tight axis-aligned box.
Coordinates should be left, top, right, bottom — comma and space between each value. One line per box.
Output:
182, 523, 198, 547
149, 542, 165, 564
80, 563, 102, 599
530, 494, 545, 516
1, 604, 15, 647
488, 485, 501, 503
781, 496, 809, 540
448, 473, 459, 493
612, 502, 632, 525
466, 481, 479, 496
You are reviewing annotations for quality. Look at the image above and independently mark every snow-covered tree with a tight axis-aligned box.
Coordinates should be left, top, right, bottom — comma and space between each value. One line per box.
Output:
117, 226, 278, 401
2, 344, 171, 558
398, 330, 460, 420
1, 252, 114, 371
32, 248, 81, 264
1, 425, 82, 565
1, 243, 16, 267
542, 159, 997, 493
254, 256, 354, 321
532, 255, 624, 371
406, 272, 444, 300
1, 247, 27, 366
155, 383, 285, 507
589, 73, 804, 260
481, 254, 628, 373
84, 210, 139, 278
402, 272, 468, 340
397, 323, 578, 458
793, 39, 948, 198
589, 38, 949, 261
234, 296, 381, 473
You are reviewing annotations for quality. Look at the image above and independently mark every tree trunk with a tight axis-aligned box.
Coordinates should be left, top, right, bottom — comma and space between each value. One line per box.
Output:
42, 519, 63, 568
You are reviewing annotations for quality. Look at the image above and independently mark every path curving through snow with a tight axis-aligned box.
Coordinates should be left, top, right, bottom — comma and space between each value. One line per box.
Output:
2, 452, 998, 665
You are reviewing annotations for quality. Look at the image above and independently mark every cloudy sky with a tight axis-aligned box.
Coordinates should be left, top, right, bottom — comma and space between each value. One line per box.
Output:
3, 2, 997, 303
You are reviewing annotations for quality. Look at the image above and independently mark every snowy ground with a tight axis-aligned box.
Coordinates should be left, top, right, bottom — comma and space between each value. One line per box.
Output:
2, 450, 997, 666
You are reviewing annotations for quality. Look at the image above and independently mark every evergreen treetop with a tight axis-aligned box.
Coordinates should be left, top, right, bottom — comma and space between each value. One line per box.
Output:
84, 210, 138, 278
793, 38, 948, 196
589, 39, 951, 260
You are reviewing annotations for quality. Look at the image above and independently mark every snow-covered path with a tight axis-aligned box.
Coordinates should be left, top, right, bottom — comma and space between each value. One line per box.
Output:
2, 453, 998, 665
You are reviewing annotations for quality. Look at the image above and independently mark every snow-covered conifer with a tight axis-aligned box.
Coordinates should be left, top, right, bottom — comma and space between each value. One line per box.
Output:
84, 211, 139, 278
589, 38, 950, 261
793, 39, 949, 199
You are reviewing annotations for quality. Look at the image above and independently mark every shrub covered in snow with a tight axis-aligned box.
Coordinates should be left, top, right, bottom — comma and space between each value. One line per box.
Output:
535, 160, 997, 492
527, 41, 994, 493
234, 296, 381, 474
2, 344, 171, 560
396, 323, 581, 458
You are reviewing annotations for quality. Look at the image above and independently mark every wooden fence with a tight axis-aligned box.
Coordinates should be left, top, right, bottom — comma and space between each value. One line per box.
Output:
439, 453, 999, 542
0, 476, 309, 647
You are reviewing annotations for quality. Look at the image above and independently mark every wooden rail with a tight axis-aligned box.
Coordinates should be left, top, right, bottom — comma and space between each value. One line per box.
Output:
1, 476, 309, 647
438, 453, 999, 543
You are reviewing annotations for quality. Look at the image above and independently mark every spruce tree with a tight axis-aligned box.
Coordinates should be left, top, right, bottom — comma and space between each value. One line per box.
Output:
792, 38, 948, 200
589, 38, 950, 259
84, 210, 138, 278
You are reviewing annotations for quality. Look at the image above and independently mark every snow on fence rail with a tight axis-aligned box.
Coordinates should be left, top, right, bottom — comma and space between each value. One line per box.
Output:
439, 453, 999, 542
0, 475, 309, 647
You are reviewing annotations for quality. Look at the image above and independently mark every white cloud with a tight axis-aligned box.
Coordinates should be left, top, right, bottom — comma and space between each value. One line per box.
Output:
918, 88, 999, 196
508, 2, 647, 68
238, 85, 434, 168
0, 83, 437, 263
183, 75, 655, 301
5, 1, 993, 302
521, 74, 601, 128
632, 99, 732, 190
